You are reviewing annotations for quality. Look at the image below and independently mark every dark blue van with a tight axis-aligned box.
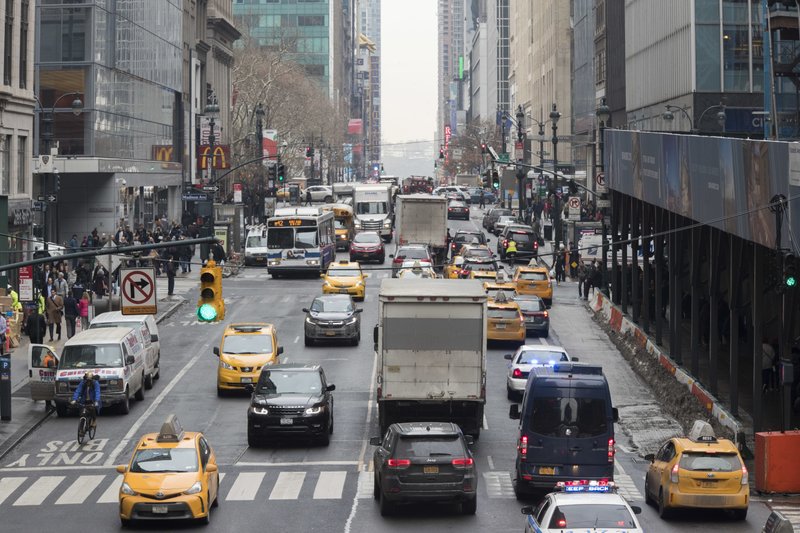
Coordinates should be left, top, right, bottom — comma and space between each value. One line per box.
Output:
508, 363, 619, 499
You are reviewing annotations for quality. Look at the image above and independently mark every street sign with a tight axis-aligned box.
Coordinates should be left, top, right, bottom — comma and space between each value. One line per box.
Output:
568, 196, 581, 221
19, 266, 33, 301
596, 199, 611, 208
120, 268, 157, 315
202, 185, 220, 192
182, 191, 209, 202
595, 172, 607, 194
32, 201, 46, 211
233, 183, 242, 204
47, 195, 57, 203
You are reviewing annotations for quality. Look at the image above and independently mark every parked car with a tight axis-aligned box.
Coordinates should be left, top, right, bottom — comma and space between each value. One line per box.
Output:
302, 294, 362, 346
349, 231, 385, 263
482, 207, 512, 232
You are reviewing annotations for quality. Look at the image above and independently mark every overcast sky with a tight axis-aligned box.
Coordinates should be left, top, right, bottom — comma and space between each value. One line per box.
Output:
381, 0, 437, 146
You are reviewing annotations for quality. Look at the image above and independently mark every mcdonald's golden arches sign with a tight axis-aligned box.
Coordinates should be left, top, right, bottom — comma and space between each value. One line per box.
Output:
198, 145, 231, 170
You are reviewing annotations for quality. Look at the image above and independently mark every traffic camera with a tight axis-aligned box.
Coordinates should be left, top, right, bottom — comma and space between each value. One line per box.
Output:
198, 261, 225, 322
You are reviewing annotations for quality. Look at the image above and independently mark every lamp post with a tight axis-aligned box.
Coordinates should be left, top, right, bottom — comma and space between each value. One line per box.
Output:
35, 92, 83, 252
596, 97, 611, 296
515, 105, 526, 220
663, 102, 726, 133
201, 90, 220, 261
254, 103, 266, 219
550, 103, 562, 254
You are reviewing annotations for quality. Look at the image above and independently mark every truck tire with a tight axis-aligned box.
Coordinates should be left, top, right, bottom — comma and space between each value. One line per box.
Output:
134, 377, 145, 401
119, 389, 131, 414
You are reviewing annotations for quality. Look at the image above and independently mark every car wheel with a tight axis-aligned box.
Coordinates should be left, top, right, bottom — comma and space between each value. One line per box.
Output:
543, 328, 549, 338
732, 508, 747, 521
199, 493, 211, 524
134, 378, 145, 401
211, 479, 219, 508
304, 335, 314, 347
216, 388, 228, 398
120, 518, 131, 528
512, 476, 531, 501
55, 402, 68, 417
119, 389, 131, 414
324, 195, 333, 203
507, 387, 516, 401
461, 497, 477, 515
317, 428, 330, 446
658, 488, 671, 519
379, 490, 394, 516
351, 333, 360, 346
378, 255, 385, 263
144, 372, 154, 390
154, 357, 161, 379
373, 475, 380, 500
644, 476, 655, 506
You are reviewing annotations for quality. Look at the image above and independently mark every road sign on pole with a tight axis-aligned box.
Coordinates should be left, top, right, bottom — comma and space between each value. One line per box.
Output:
568, 196, 581, 221
120, 268, 157, 315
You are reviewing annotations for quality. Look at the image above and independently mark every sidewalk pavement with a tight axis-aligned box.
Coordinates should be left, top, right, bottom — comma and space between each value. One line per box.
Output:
0, 272, 196, 461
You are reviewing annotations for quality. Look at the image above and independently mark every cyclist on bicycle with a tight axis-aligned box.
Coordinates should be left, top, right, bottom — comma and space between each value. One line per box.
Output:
71, 372, 101, 430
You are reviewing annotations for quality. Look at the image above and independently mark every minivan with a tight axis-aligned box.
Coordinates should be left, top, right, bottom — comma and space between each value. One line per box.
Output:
90, 311, 160, 389
508, 363, 619, 498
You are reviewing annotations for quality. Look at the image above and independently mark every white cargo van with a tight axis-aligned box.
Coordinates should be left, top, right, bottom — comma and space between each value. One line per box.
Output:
52, 327, 148, 416
89, 311, 160, 389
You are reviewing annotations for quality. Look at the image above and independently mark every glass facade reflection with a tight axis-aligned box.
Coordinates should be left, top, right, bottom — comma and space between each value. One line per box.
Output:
37, 0, 181, 160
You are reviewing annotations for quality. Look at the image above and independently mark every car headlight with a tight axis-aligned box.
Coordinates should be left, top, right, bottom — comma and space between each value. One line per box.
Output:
268, 259, 280, 266
354, 220, 362, 229
345, 316, 358, 325
252, 406, 269, 415
184, 481, 202, 495
322, 280, 332, 287
219, 360, 235, 370
305, 406, 323, 415
383, 219, 392, 228
354, 280, 364, 286
306, 316, 317, 324
306, 259, 319, 266
120, 482, 137, 496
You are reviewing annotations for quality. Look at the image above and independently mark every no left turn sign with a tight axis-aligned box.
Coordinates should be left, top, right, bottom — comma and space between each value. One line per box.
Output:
120, 268, 157, 315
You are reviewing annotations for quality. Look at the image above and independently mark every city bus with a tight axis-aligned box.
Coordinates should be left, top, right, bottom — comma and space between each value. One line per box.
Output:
266, 208, 336, 277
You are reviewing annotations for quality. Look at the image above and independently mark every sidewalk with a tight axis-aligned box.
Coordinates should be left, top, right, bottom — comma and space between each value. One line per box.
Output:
0, 271, 195, 461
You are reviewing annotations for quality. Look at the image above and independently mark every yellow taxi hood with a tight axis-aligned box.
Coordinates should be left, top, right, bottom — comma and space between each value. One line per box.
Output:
125, 472, 199, 493
327, 276, 360, 284
222, 353, 275, 366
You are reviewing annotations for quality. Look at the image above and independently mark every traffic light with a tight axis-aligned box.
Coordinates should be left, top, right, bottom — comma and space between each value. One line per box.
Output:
198, 260, 225, 322
482, 170, 490, 187
785, 253, 797, 289
491, 169, 500, 190
54, 174, 61, 194
480, 142, 487, 154
267, 163, 277, 182
277, 163, 285, 182
306, 146, 314, 158
439, 147, 445, 159
568, 179, 578, 195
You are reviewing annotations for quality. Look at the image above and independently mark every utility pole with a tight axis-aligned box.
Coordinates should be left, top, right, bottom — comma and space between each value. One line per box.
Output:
515, 105, 526, 220
550, 103, 562, 253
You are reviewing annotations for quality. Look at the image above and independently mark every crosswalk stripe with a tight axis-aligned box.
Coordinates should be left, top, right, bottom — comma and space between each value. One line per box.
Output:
356, 471, 374, 499
96, 475, 122, 503
313, 471, 346, 500
218, 472, 226, 485
55, 475, 105, 505
0, 477, 27, 505
483, 471, 514, 498
13, 476, 64, 506
269, 471, 305, 500
225, 472, 265, 501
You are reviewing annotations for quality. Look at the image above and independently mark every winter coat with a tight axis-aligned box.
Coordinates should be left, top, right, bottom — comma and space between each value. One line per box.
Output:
45, 294, 64, 325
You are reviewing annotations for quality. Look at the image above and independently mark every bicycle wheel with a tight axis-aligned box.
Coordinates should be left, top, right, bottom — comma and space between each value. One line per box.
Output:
77, 417, 87, 445
88, 418, 96, 440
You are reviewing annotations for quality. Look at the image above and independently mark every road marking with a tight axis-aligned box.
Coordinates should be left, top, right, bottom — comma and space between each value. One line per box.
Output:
487, 456, 495, 470
96, 474, 122, 503
294, 336, 300, 344
269, 471, 305, 500
104, 348, 209, 467
225, 472, 265, 501
0, 477, 26, 505
12, 475, 64, 506
313, 471, 346, 500
482, 414, 489, 430
236, 460, 358, 468
483, 471, 514, 498
55, 474, 104, 505
614, 463, 643, 501
355, 470, 373, 500
218, 472, 226, 485
281, 295, 291, 303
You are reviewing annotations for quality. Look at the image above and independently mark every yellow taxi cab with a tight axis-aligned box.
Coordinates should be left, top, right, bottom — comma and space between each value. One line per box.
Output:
486, 292, 525, 344
514, 266, 553, 306
215, 323, 282, 396
470, 269, 497, 281
322, 260, 366, 301
483, 270, 517, 300
458, 244, 495, 263
444, 255, 465, 279
116, 415, 219, 526
644, 421, 749, 520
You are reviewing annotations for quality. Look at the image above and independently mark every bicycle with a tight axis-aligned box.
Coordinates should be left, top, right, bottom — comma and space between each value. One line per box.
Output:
74, 402, 97, 445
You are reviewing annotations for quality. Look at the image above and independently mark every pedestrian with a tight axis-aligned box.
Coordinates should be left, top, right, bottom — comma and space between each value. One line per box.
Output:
0, 312, 6, 355
577, 262, 587, 298
479, 191, 485, 209
26, 309, 47, 345
591, 260, 603, 296
762, 338, 777, 393
582, 261, 595, 300
555, 245, 566, 284
166, 255, 176, 296
93, 265, 108, 298
44, 276, 54, 299
211, 240, 227, 265
54, 271, 68, 299
64, 292, 79, 339
8, 285, 21, 312
67, 234, 79, 269
305, 188, 312, 206
78, 292, 90, 331
45, 292, 64, 341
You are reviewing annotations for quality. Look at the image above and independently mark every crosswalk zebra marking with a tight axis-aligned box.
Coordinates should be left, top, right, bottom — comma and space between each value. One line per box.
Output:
313, 471, 346, 500
483, 471, 514, 498
269, 472, 305, 500
13, 476, 64, 506
55, 475, 105, 505
768, 504, 800, 528
614, 464, 643, 501
355, 471, 374, 500
225, 472, 265, 501
0, 477, 26, 505
96, 475, 122, 503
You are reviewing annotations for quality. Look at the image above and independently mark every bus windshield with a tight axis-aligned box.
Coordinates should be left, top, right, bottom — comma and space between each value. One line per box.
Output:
267, 227, 318, 249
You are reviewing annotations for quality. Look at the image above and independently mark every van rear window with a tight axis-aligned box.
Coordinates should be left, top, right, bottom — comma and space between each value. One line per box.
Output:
529, 396, 608, 438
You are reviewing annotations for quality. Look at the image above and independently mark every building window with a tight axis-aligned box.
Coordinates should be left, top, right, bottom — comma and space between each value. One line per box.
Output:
305, 64, 325, 76
0, 135, 9, 195
19, 1, 28, 89
298, 15, 324, 26
4, 0, 13, 85
17, 136, 25, 194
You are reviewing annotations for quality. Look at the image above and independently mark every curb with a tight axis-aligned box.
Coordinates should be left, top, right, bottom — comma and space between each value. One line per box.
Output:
587, 291, 744, 442
0, 296, 187, 462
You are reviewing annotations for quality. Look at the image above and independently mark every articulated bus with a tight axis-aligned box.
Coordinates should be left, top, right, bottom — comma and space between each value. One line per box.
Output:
266, 208, 336, 277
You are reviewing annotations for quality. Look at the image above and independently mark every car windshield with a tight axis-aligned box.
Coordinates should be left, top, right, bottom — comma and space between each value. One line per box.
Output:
516, 299, 545, 312
466, 262, 497, 271
395, 436, 464, 457
334, 219, 347, 230
130, 448, 198, 473
399, 269, 435, 278
497, 217, 515, 224
354, 233, 381, 244
679, 452, 742, 472
465, 248, 492, 258
256, 370, 322, 395
449, 202, 466, 207
529, 396, 609, 438
310, 298, 353, 313
398, 248, 429, 260
246, 235, 266, 248
329, 268, 361, 277
519, 271, 548, 281
222, 334, 274, 355
492, 210, 511, 218
517, 350, 568, 364
60, 345, 123, 369
548, 504, 637, 529
356, 201, 387, 215
488, 308, 519, 319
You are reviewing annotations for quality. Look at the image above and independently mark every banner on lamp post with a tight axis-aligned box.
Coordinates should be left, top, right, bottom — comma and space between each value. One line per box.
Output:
233, 183, 243, 204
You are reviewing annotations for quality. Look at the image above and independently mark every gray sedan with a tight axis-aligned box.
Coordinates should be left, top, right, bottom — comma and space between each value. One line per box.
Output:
303, 294, 362, 346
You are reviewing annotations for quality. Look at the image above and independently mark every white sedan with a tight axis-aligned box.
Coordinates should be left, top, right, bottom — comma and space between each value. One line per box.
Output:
396, 261, 438, 279
522, 481, 643, 532
504, 345, 573, 400
304, 185, 334, 202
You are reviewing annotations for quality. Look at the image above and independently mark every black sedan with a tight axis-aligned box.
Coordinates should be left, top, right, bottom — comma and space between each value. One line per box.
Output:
303, 294, 362, 346
447, 201, 470, 220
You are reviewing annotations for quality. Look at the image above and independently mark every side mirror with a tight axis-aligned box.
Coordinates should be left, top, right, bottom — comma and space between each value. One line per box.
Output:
509, 404, 520, 420
244, 384, 255, 394
464, 435, 474, 446
213, 347, 220, 356
612, 407, 619, 423
151, 335, 158, 342
571, 356, 579, 362
503, 354, 513, 361
355, 309, 363, 314
326, 384, 336, 392
277, 346, 284, 355
206, 464, 218, 473
302, 308, 309, 313
125, 355, 135, 366
520, 506, 534, 515
630, 505, 642, 515
644, 453, 655, 462
369, 436, 382, 446
115, 465, 128, 474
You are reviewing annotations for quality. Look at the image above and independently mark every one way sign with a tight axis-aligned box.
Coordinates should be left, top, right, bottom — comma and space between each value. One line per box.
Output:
120, 268, 157, 315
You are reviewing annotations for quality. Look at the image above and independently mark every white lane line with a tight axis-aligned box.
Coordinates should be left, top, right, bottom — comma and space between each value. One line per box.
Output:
355, 471, 373, 500
0, 477, 27, 505
55, 475, 105, 505
225, 472, 265, 501
104, 348, 209, 467
294, 336, 300, 344
482, 414, 489, 430
281, 295, 291, 303
487, 456, 495, 471
483, 471, 514, 498
614, 463, 643, 501
313, 471, 347, 500
12, 475, 64, 506
236, 461, 358, 467
218, 472, 226, 485
269, 471, 305, 500
96, 474, 122, 503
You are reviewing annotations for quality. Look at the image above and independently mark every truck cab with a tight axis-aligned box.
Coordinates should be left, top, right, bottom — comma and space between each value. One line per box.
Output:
354, 184, 394, 242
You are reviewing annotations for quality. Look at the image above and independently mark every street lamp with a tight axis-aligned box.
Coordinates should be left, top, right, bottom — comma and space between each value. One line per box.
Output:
550, 103, 562, 255
515, 105, 526, 220
201, 89, 220, 262
596, 97, 611, 296
663, 102, 726, 133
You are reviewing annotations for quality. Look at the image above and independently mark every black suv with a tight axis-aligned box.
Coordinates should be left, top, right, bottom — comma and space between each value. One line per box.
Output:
482, 207, 512, 232
247, 364, 335, 446
497, 226, 539, 262
370, 422, 478, 516
450, 230, 487, 257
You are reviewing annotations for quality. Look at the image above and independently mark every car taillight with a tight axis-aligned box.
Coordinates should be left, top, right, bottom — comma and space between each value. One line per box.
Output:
534, 241, 539, 249
543, 311, 549, 318
460, 269, 468, 276
452, 458, 474, 468
393, 257, 404, 264
518, 435, 528, 458
608, 438, 615, 463
512, 368, 523, 378
741, 465, 749, 485
448, 208, 453, 211
387, 458, 411, 469
670, 463, 679, 483
556, 519, 567, 528
502, 239, 508, 247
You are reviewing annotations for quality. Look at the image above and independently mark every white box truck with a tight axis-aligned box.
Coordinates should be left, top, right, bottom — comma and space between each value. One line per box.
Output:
395, 194, 449, 265
375, 279, 488, 438
354, 183, 394, 242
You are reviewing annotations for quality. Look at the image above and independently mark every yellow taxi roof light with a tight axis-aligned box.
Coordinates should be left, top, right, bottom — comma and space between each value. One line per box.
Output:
157, 414, 185, 443
688, 420, 716, 443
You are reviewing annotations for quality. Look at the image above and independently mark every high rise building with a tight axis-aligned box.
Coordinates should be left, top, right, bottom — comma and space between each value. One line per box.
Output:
437, 0, 466, 150
465, 0, 508, 124
360, 0, 380, 168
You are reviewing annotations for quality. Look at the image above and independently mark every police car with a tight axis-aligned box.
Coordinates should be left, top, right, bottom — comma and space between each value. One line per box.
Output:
521, 480, 643, 532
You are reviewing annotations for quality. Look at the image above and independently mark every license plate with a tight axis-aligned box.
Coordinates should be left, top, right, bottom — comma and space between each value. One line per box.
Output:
699, 481, 716, 488
339, 289, 350, 294
423, 466, 439, 474
151, 505, 168, 514
325, 331, 336, 336
539, 467, 555, 475
280, 418, 293, 425
241, 377, 253, 383
494, 323, 506, 330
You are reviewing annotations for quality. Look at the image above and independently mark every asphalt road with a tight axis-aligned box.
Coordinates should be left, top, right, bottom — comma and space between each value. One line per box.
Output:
0, 208, 777, 532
